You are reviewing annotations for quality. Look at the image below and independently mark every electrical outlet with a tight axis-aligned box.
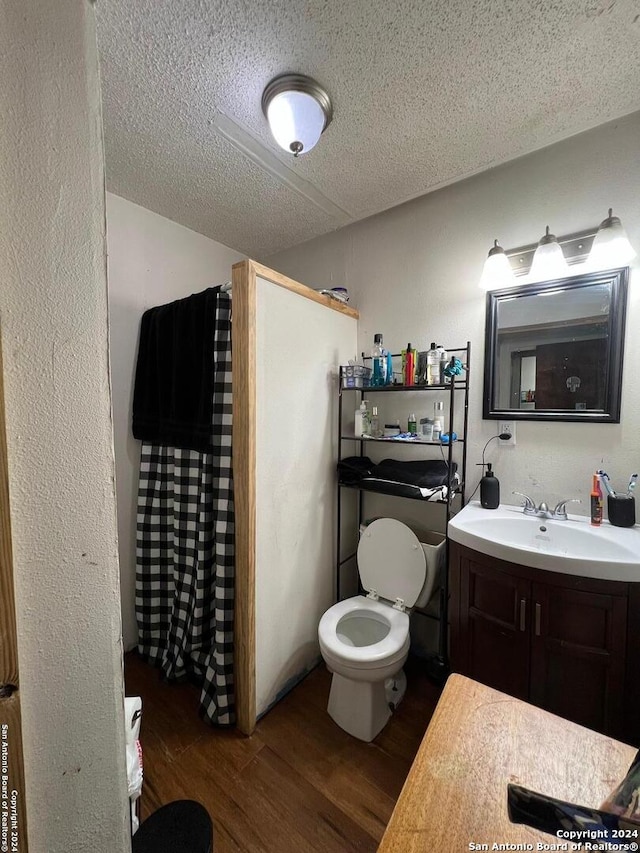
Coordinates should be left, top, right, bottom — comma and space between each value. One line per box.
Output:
499, 421, 516, 446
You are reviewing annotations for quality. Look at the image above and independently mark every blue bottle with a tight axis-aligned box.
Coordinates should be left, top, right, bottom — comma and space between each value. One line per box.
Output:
371, 333, 386, 386
385, 349, 393, 385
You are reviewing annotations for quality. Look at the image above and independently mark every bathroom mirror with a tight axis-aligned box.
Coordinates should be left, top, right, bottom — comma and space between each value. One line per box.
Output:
483, 267, 629, 422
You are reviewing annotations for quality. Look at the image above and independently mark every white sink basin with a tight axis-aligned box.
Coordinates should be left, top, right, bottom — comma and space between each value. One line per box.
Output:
448, 501, 640, 581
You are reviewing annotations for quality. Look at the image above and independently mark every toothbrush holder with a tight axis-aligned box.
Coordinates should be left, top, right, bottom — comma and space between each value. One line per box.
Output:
607, 494, 636, 528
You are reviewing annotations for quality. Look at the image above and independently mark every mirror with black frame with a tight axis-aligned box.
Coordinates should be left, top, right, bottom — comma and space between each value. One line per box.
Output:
483, 267, 629, 422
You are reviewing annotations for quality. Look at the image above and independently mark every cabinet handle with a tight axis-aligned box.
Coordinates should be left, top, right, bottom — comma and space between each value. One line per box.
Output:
519, 599, 526, 632
535, 603, 541, 636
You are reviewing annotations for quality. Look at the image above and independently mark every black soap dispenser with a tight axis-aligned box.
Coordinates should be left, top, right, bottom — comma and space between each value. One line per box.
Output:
480, 463, 500, 509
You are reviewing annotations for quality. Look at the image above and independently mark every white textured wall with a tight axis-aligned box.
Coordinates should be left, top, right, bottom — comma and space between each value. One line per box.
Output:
255, 278, 357, 715
106, 193, 244, 649
268, 112, 640, 513
0, 3, 130, 852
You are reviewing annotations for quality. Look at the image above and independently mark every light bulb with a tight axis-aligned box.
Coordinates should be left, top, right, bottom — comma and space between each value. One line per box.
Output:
529, 226, 568, 282
266, 90, 326, 156
588, 208, 636, 271
262, 75, 332, 156
478, 240, 516, 291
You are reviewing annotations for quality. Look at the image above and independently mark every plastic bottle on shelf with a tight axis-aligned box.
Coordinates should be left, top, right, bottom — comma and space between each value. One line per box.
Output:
420, 418, 434, 441
437, 345, 450, 384
404, 343, 415, 386
362, 401, 371, 436
365, 401, 372, 436
411, 345, 418, 384
590, 472, 603, 526
385, 349, 394, 385
354, 401, 370, 437
433, 400, 445, 436
371, 334, 386, 386
370, 406, 380, 438
408, 413, 417, 434
426, 342, 440, 386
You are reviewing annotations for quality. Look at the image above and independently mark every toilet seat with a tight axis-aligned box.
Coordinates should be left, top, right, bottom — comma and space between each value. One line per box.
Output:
357, 518, 427, 608
318, 596, 409, 668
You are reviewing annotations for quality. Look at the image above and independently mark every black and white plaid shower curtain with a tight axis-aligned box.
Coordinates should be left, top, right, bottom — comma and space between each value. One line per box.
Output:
135, 293, 235, 725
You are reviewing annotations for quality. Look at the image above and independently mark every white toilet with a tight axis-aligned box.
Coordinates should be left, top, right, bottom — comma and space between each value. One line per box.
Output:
318, 517, 442, 742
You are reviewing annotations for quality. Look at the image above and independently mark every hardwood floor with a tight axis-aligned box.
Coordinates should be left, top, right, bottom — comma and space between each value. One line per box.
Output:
125, 653, 441, 852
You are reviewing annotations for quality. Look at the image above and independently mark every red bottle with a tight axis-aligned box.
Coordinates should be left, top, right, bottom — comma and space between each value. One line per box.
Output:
590, 473, 603, 526
404, 343, 414, 386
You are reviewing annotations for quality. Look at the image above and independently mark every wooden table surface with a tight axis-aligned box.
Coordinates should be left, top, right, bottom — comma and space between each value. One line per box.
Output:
378, 673, 637, 852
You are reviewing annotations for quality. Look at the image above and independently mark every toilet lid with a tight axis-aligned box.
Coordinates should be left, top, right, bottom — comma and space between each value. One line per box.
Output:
357, 518, 427, 607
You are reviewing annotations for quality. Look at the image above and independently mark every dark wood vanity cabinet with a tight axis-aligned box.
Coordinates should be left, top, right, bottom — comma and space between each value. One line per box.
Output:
456, 558, 531, 701
449, 542, 639, 744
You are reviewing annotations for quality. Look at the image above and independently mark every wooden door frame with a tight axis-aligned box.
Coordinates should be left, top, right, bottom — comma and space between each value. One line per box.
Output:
231, 260, 257, 736
232, 260, 358, 735
0, 331, 28, 848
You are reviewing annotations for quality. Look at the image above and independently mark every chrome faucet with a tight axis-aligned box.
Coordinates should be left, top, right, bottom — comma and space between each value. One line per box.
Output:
512, 492, 581, 520
552, 498, 583, 520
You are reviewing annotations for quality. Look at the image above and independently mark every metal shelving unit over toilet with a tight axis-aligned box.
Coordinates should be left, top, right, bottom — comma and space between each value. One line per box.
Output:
336, 342, 471, 677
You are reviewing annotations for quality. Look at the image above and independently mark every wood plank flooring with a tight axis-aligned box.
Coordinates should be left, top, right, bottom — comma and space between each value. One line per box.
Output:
125, 653, 441, 852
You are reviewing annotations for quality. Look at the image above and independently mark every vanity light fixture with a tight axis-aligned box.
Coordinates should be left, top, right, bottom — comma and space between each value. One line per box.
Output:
478, 239, 517, 290
588, 208, 637, 271
261, 73, 333, 157
483, 208, 636, 283
528, 226, 569, 282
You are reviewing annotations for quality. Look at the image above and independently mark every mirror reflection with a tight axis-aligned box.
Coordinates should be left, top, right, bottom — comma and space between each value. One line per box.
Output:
484, 268, 628, 422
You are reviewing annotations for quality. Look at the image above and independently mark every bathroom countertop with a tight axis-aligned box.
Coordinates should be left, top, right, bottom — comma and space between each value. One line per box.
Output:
378, 674, 637, 852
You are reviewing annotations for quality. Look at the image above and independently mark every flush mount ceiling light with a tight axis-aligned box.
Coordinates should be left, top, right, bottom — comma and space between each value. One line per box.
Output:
528, 226, 569, 282
588, 208, 637, 271
261, 73, 333, 157
478, 240, 517, 290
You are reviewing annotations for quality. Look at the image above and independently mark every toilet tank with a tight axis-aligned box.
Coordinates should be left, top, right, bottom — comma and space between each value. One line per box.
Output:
415, 530, 446, 608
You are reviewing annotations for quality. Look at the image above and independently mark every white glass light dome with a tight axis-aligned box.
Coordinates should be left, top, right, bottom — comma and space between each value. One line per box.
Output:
262, 74, 332, 157
588, 208, 637, 271
529, 226, 569, 282
266, 90, 326, 155
478, 240, 517, 290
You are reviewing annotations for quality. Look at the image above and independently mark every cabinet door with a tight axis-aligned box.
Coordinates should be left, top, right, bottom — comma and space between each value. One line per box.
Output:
529, 582, 627, 737
458, 557, 531, 700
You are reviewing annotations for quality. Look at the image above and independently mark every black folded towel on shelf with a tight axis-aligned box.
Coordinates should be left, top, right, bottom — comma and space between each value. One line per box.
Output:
132, 287, 219, 452
373, 458, 456, 488
338, 457, 456, 489
337, 456, 376, 484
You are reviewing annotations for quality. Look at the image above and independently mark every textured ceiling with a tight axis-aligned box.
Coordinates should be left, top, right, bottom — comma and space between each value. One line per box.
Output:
96, 0, 640, 257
